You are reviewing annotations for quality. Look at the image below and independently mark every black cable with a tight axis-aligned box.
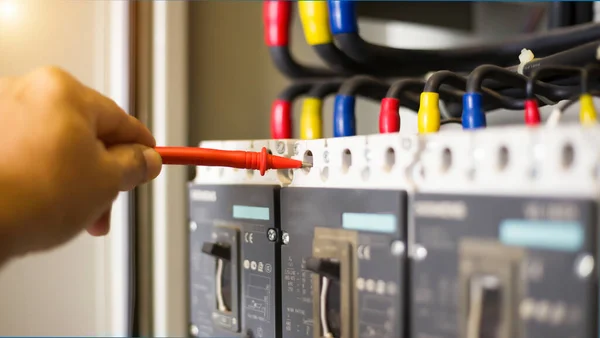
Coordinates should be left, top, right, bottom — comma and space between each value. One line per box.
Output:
276, 82, 315, 101
440, 117, 463, 126
582, 64, 600, 93
338, 75, 390, 100
548, 2, 573, 29
264, 1, 339, 79
517, 40, 600, 76
386, 78, 464, 116
526, 65, 583, 99
466, 65, 576, 101
334, 21, 600, 76
306, 80, 344, 99
426, 70, 533, 111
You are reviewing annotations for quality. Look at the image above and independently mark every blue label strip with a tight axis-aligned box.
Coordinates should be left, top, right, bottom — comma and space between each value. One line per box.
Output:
342, 213, 397, 233
232, 205, 270, 221
499, 219, 584, 252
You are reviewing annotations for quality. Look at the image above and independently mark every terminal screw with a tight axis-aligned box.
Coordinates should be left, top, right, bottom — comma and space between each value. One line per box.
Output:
267, 229, 277, 242
323, 150, 330, 164
390, 241, 405, 256
276, 141, 285, 154
190, 325, 199, 336
282, 232, 290, 245
189, 221, 197, 232
293, 142, 300, 155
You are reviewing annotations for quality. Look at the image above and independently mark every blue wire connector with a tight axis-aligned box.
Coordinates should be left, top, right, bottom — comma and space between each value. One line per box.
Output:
462, 93, 486, 130
327, 0, 358, 35
333, 94, 356, 137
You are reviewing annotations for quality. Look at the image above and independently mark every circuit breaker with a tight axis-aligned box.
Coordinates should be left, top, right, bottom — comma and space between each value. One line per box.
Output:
410, 125, 600, 338
188, 140, 295, 338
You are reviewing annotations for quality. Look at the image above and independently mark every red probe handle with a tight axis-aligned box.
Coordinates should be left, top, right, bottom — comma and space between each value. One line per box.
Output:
155, 146, 303, 176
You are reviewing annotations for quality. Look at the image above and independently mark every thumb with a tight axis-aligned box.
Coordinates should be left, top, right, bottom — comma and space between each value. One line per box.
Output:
105, 144, 163, 191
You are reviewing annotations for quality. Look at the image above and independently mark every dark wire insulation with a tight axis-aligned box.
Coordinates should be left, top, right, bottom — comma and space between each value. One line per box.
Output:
307, 80, 345, 98
264, 1, 338, 79
582, 64, 600, 94
526, 65, 583, 99
426, 70, 549, 111
329, 0, 600, 76
337, 76, 422, 111
466, 65, 576, 101
276, 82, 315, 101
440, 117, 463, 125
271, 82, 316, 139
516, 40, 600, 76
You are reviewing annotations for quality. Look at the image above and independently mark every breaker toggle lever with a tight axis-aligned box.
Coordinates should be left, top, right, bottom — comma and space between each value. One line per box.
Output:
201, 242, 231, 261
306, 257, 341, 281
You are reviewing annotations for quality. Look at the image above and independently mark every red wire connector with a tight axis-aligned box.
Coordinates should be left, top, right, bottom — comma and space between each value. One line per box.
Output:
524, 99, 541, 126
379, 98, 401, 133
270, 99, 292, 139
155, 146, 310, 176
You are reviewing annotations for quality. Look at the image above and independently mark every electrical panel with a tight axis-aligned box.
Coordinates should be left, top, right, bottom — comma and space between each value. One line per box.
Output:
187, 125, 600, 338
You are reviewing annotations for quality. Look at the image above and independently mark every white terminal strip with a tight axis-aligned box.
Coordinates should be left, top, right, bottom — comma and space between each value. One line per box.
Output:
192, 125, 600, 199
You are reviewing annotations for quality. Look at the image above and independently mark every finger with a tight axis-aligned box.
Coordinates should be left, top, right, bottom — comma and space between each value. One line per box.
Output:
104, 144, 162, 191
82, 86, 155, 147
87, 208, 112, 237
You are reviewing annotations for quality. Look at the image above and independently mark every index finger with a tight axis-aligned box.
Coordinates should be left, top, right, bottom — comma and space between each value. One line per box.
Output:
83, 85, 155, 147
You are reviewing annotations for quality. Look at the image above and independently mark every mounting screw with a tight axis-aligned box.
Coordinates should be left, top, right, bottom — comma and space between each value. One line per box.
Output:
413, 244, 428, 261
323, 150, 330, 164
282, 232, 290, 245
293, 142, 300, 155
390, 241, 405, 256
276, 141, 285, 154
267, 228, 277, 242
190, 221, 197, 232
575, 254, 595, 279
190, 325, 199, 336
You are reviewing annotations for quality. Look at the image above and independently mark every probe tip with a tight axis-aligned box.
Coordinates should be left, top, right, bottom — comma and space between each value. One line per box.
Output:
301, 162, 313, 168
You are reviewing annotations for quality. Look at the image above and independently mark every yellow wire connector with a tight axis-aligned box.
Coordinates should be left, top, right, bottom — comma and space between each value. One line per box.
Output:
418, 92, 441, 134
298, 1, 333, 45
579, 93, 598, 126
300, 98, 323, 139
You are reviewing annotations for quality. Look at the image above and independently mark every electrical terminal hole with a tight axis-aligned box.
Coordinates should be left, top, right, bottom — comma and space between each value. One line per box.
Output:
278, 168, 294, 185
321, 166, 329, 182
342, 149, 352, 174
561, 142, 575, 170
442, 148, 452, 173
384, 147, 396, 172
498, 146, 509, 171
303, 150, 314, 174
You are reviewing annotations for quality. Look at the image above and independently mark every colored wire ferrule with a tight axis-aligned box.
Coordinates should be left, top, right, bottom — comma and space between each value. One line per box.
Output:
263, 0, 290, 47
462, 93, 486, 130
524, 99, 541, 126
300, 98, 323, 139
579, 93, 598, 125
327, 0, 358, 35
379, 98, 400, 133
155, 146, 309, 176
417, 92, 441, 134
333, 94, 356, 137
270, 99, 292, 139
299, 1, 333, 45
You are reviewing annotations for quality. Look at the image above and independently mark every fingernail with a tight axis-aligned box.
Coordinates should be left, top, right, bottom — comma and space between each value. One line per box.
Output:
143, 148, 163, 181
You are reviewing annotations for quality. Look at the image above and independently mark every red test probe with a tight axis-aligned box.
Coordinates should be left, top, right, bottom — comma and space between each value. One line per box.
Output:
154, 146, 311, 176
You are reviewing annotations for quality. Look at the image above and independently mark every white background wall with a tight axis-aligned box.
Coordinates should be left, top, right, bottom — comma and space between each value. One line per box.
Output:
0, 0, 127, 335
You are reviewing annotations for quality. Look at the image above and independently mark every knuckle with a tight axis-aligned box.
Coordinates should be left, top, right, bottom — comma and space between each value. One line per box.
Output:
29, 66, 74, 99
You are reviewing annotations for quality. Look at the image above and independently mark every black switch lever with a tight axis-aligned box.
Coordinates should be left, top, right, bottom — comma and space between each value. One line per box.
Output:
306, 257, 340, 281
202, 242, 231, 261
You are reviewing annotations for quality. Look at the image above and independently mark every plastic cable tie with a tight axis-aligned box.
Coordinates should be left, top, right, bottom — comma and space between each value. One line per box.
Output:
517, 48, 534, 75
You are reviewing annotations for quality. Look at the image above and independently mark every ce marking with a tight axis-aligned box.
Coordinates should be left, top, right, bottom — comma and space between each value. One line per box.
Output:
244, 232, 254, 244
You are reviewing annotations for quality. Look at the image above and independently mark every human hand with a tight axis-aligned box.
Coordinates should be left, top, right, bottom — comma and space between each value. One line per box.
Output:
0, 66, 161, 263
